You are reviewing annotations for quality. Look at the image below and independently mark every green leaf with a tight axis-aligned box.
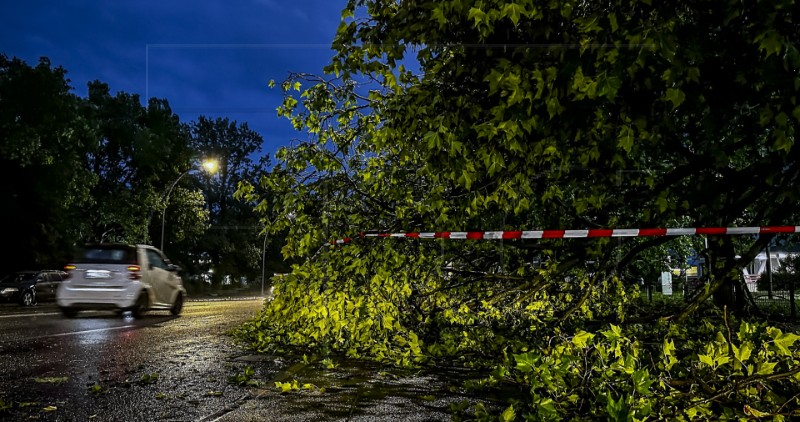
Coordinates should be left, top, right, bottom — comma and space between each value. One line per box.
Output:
537, 397, 558, 417
500, 404, 516, 422
771, 330, 800, 356
733, 343, 753, 363
468, 7, 486, 27
597, 75, 621, 100
698, 354, 714, 367
514, 352, 537, 373
603, 324, 623, 341
423, 131, 441, 149
665, 87, 685, 109
572, 330, 595, 348
546, 96, 562, 117
757, 31, 783, 57
502, 4, 524, 26
663, 339, 679, 370
756, 361, 777, 375
606, 395, 629, 421
632, 369, 654, 395
431, 7, 448, 27
608, 13, 618, 32
617, 126, 633, 154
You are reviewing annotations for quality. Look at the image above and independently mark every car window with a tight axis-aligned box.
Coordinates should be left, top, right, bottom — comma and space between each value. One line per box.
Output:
75, 245, 137, 264
0, 274, 23, 283
146, 250, 167, 269
9, 273, 36, 283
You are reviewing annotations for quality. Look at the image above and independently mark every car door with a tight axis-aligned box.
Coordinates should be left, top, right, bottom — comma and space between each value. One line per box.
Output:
145, 249, 172, 306
34, 273, 50, 301
45, 272, 65, 301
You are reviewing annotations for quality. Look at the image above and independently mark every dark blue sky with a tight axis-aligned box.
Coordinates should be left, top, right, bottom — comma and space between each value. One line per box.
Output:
0, 0, 346, 157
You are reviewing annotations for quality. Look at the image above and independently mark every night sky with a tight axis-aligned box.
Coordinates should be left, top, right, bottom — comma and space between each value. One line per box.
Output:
0, 0, 347, 157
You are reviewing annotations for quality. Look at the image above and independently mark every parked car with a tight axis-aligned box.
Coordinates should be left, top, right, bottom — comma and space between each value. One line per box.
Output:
57, 244, 186, 318
0, 270, 68, 306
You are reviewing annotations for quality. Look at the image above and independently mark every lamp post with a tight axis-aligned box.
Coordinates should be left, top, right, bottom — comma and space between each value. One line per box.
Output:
261, 230, 268, 297
160, 158, 218, 251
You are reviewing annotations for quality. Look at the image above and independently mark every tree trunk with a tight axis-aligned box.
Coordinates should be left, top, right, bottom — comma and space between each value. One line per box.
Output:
708, 237, 749, 312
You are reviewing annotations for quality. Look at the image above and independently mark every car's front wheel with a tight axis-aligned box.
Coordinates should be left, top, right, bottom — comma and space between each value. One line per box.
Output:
170, 293, 184, 316
19, 290, 36, 306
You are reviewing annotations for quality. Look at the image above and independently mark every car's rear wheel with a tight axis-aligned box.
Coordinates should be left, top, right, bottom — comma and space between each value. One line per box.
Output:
20, 290, 36, 306
170, 292, 184, 316
60, 307, 78, 318
130, 292, 148, 319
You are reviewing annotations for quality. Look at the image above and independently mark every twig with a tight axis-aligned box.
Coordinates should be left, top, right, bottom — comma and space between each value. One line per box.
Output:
723, 306, 734, 355
698, 367, 800, 405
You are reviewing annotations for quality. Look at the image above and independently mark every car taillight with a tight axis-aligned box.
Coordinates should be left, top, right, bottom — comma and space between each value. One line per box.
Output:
127, 265, 141, 280
64, 264, 76, 279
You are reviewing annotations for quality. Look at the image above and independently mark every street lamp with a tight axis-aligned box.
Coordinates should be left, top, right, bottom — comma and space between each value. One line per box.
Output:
160, 158, 218, 251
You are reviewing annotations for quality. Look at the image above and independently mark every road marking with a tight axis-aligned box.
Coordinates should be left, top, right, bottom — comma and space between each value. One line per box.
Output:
0, 310, 108, 319
0, 312, 62, 319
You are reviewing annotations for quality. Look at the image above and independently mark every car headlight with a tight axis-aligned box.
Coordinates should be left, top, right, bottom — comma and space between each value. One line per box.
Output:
1, 287, 19, 295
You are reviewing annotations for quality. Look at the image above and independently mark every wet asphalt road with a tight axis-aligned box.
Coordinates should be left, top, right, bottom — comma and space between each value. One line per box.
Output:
0, 299, 493, 421
0, 298, 274, 421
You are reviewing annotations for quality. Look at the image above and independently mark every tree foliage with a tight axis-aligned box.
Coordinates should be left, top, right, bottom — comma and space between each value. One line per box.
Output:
179, 116, 270, 286
0, 55, 94, 271
238, 0, 800, 419
80, 81, 200, 244
0, 55, 281, 292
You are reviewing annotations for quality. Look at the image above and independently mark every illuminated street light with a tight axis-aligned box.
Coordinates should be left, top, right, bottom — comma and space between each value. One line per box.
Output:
201, 159, 219, 174
160, 158, 218, 251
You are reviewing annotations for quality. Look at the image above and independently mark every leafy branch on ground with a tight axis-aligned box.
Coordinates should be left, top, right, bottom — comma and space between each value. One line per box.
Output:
234, 0, 800, 420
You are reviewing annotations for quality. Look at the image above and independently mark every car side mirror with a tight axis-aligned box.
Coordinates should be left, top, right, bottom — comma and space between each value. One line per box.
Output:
169, 264, 181, 273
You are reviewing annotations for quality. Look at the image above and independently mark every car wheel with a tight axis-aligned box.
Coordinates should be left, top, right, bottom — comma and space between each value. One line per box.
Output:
61, 307, 78, 318
131, 292, 148, 319
170, 293, 184, 316
20, 290, 36, 306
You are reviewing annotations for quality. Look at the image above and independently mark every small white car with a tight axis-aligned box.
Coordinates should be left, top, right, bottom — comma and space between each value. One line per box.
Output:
57, 244, 186, 318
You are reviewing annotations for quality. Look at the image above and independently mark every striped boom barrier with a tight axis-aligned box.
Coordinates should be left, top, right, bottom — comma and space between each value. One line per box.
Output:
329, 226, 800, 245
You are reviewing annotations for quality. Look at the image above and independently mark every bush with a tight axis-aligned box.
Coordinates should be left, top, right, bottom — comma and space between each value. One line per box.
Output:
757, 272, 799, 291
757, 254, 800, 291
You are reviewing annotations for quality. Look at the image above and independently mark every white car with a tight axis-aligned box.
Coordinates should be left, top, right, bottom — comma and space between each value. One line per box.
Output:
57, 244, 186, 318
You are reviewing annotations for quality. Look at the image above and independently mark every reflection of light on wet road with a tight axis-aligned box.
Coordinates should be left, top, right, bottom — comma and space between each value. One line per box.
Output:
0, 300, 267, 421
26, 325, 136, 341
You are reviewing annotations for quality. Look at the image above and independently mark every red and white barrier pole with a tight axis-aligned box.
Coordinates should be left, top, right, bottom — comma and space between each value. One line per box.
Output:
329, 226, 800, 245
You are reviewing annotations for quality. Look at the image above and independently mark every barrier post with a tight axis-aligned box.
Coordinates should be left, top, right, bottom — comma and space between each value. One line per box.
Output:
790, 272, 797, 319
